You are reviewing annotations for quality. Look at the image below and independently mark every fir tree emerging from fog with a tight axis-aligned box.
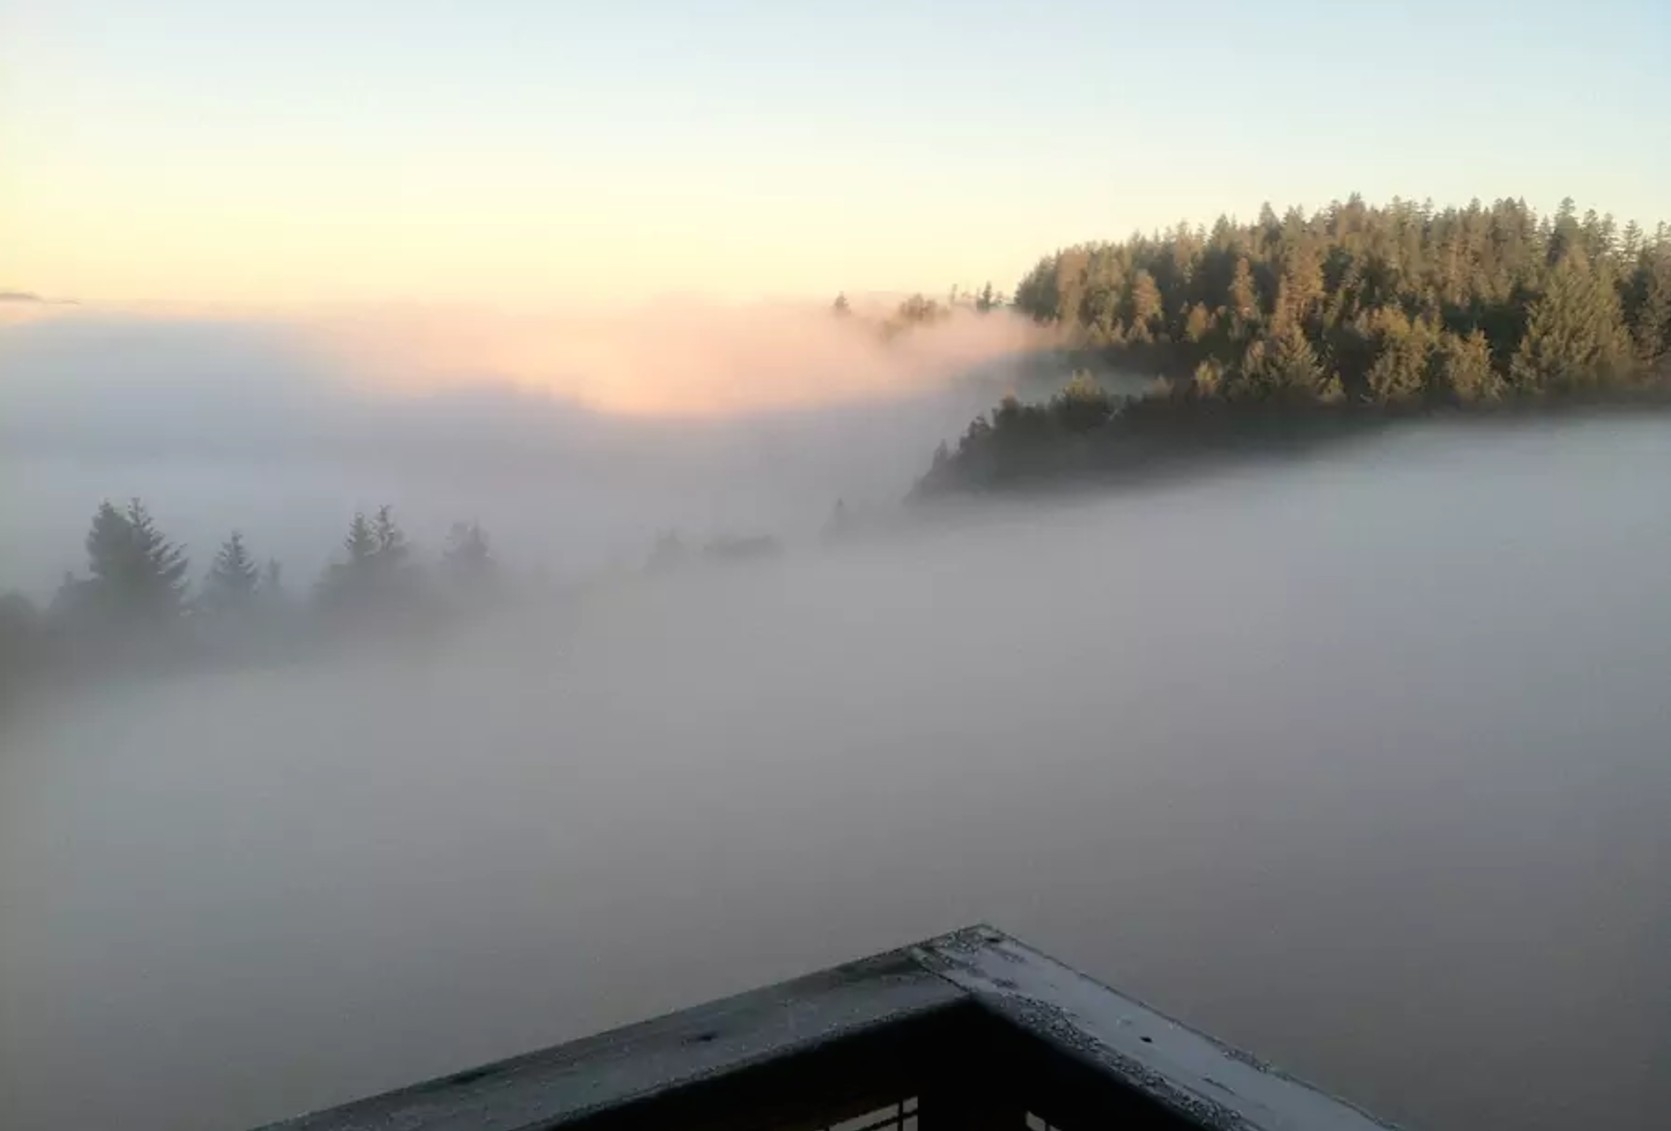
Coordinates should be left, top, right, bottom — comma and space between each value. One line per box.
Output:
82, 499, 190, 622
201, 531, 260, 614
372, 505, 409, 568
315, 506, 422, 616
442, 520, 498, 606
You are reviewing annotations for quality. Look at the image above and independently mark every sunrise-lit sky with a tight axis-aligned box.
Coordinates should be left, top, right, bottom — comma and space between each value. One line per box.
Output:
5, 0, 1668, 308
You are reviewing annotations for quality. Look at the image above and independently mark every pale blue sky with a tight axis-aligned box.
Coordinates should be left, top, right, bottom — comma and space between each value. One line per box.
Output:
6, 0, 1668, 304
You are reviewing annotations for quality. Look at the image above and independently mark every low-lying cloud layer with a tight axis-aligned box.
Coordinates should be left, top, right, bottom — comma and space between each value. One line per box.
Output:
0, 300, 1049, 592
4, 416, 1670, 1131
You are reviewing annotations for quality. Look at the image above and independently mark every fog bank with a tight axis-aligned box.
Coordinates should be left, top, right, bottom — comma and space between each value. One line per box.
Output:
3, 415, 1669, 1131
0, 301, 1050, 593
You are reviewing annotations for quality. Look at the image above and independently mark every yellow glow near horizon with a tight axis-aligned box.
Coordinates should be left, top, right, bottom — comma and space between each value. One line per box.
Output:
3, 125, 1055, 308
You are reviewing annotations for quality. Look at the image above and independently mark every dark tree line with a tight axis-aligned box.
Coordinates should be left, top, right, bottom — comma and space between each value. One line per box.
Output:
0, 500, 800, 712
0, 502, 504, 709
923, 196, 1671, 491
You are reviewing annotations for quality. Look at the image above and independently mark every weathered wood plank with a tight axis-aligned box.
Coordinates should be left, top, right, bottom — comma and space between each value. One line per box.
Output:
253, 950, 964, 1131
913, 927, 1398, 1131
252, 926, 1397, 1131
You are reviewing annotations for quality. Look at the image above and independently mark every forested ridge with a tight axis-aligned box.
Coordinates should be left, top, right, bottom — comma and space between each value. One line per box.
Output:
918, 196, 1671, 492
7, 194, 1671, 704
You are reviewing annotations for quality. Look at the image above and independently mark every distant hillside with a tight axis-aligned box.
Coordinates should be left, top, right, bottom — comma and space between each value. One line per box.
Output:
919, 196, 1671, 494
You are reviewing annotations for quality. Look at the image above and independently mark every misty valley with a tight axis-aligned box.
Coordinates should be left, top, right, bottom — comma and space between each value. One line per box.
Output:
4, 196, 1671, 1131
